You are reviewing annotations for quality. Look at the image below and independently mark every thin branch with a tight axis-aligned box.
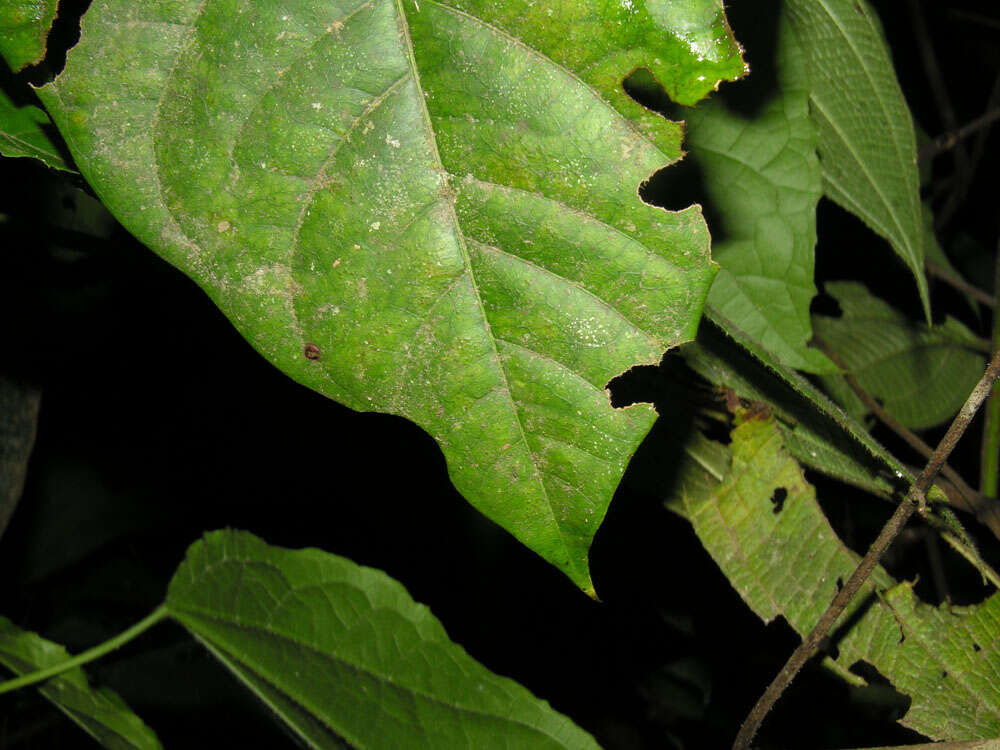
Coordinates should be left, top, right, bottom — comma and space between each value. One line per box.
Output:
732, 348, 1000, 750
813, 338, 1000, 539
908, 0, 970, 178
919, 107, 1000, 162
937, 73, 1000, 230
981, 237, 1000, 498
926, 261, 996, 309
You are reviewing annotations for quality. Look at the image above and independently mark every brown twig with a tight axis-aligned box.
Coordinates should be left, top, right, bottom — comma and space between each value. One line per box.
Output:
937, 73, 1000, 230
919, 108, 1000, 162
925, 261, 996, 309
813, 338, 1000, 539
908, 0, 970, 179
732, 348, 1000, 749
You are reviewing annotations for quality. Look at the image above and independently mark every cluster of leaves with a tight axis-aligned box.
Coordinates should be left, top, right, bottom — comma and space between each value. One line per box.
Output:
1, 0, 999, 747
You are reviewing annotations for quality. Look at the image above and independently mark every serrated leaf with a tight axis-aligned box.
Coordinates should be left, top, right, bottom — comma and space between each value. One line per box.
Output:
687, 12, 834, 373
0, 0, 57, 72
0, 616, 162, 749
684, 416, 1000, 741
166, 529, 600, 749
0, 87, 74, 171
34, 0, 740, 594
687, 309, 906, 500
814, 281, 986, 430
786, 0, 929, 318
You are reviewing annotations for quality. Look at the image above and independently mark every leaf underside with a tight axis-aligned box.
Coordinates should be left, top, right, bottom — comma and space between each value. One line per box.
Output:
38, 0, 744, 592
786, 0, 929, 318
167, 530, 600, 749
814, 282, 986, 430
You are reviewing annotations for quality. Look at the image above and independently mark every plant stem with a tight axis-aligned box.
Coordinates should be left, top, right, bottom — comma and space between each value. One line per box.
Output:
733, 348, 1000, 750
0, 605, 169, 696
925, 262, 995, 309
981, 239, 1000, 499
814, 339, 999, 539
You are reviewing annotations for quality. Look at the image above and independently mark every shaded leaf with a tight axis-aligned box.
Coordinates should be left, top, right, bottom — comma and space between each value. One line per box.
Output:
0, 87, 74, 172
0, 375, 40, 540
684, 416, 1000, 741
689, 12, 834, 373
36, 0, 740, 593
786, 0, 929, 317
814, 282, 986, 430
166, 529, 599, 750
0, 0, 57, 72
0, 616, 162, 749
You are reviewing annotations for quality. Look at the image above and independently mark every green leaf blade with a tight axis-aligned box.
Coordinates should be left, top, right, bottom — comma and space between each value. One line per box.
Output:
0, 88, 74, 172
0, 617, 162, 750
167, 530, 600, 749
687, 13, 834, 374
0, 0, 57, 71
685, 417, 1000, 741
39, 0, 726, 591
814, 282, 986, 430
786, 0, 928, 317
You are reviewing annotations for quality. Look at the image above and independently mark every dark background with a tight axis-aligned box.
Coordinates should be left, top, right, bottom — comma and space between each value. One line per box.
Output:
1, 1, 999, 747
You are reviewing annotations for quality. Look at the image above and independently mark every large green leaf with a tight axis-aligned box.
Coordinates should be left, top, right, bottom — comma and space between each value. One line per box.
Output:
0, 0, 57, 71
814, 282, 987, 430
0, 87, 74, 171
684, 416, 1000, 741
166, 530, 599, 749
36, 0, 742, 594
0, 616, 162, 749
786, 0, 929, 318
688, 12, 834, 374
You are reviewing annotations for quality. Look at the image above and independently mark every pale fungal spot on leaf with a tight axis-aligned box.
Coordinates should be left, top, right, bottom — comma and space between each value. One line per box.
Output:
311, 102, 322, 110
385, 133, 401, 148
369, 221, 381, 231
217, 220, 231, 232
332, 258, 341, 268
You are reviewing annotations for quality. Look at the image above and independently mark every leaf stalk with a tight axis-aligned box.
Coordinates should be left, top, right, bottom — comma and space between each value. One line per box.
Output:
0, 605, 169, 696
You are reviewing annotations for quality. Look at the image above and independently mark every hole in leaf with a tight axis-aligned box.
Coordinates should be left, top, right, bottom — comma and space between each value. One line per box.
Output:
810, 290, 843, 318
621, 67, 673, 118
770, 487, 787, 514
22, 0, 92, 85
847, 660, 911, 722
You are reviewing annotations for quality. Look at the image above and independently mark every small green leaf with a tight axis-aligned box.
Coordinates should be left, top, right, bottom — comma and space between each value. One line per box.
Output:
814, 282, 986, 430
687, 13, 834, 374
0, 616, 162, 749
786, 0, 929, 318
0, 0, 57, 72
0, 88, 74, 172
166, 530, 600, 750
37, 0, 741, 591
684, 416, 1000, 741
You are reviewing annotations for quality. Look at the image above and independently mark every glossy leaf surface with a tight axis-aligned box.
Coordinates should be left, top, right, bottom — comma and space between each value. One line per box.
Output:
684, 416, 1000, 741
36, 0, 742, 593
166, 530, 599, 749
0, 0, 57, 71
0, 617, 162, 749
